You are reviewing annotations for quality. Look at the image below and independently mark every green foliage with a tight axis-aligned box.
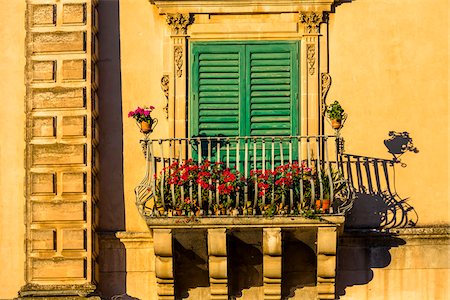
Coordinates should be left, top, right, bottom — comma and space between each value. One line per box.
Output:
326, 100, 345, 121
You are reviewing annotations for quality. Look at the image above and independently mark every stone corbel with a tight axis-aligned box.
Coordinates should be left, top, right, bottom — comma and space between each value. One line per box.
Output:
317, 227, 338, 300
208, 228, 228, 300
263, 228, 282, 299
153, 229, 174, 300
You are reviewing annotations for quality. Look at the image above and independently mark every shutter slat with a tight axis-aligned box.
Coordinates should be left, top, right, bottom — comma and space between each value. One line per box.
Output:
251, 78, 291, 84
251, 66, 290, 72
251, 59, 291, 66
251, 85, 290, 91
251, 97, 290, 103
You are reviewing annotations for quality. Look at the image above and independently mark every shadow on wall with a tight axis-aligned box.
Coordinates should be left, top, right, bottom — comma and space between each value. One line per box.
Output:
96, 0, 127, 298
343, 131, 419, 229
336, 131, 419, 298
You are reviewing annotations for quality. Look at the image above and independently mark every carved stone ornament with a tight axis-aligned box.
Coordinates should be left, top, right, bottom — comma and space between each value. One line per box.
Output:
166, 13, 194, 35
321, 72, 331, 115
161, 75, 169, 118
306, 44, 315, 75
299, 11, 326, 34
174, 46, 183, 77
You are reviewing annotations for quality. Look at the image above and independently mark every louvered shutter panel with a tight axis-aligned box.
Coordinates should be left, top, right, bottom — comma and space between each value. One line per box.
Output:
191, 45, 243, 137
247, 44, 299, 136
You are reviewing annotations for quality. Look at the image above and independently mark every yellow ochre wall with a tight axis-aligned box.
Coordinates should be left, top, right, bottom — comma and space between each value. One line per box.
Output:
327, 0, 449, 226
119, 0, 449, 230
0, 0, 26, 298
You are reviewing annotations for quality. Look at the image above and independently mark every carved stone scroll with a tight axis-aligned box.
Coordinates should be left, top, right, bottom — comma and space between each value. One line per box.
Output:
160, 75, 169, 118
174, 46, 183, 78
307, 44, 316, 75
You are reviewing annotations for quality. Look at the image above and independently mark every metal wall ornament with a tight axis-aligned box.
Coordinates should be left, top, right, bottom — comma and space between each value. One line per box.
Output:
321, 72, 332, 115
160, 75, 169, 118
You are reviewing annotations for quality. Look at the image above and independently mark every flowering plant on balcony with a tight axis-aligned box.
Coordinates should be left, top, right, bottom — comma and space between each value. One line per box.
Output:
249, 161, 315, 215
155, 159, 245, 216
153, 158, 347, 216
128, 106, 157, 133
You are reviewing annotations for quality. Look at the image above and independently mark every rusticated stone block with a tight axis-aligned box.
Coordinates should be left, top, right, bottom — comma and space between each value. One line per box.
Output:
62, 172, 86, 193
31, 201, 86, 222
31, 258, 86, 279
32, 87, 86, 109
32, 116, 56, 138
33, 31, 86, 53
62, 229, 86, 250
31, 172, 56, 195
62, 59, 86, 81
31, 229, 56, 251
62, 115, 86, 137
62, 4, 86, 24
32, 144, 86, 166
32, 60, 56, 82
32, 5, 56, 26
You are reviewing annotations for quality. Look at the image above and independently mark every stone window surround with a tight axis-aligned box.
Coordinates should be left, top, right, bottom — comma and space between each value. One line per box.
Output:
152, 0, 336, 139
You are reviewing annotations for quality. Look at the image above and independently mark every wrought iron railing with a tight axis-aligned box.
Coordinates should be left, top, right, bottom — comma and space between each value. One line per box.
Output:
135, 136, 354, 217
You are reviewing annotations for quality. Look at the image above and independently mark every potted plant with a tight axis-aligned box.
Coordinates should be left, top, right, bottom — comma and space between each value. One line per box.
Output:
128, 106, 157, 134
314, 169, 347, 213
326, 100, 346, 129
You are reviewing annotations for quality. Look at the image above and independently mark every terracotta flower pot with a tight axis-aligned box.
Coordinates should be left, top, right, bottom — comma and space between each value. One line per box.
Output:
140, 120, 153, 133
315, 199, 322, 211
321, 199, 330, 212
331, 119, 342, 129
315, 199, 331, 213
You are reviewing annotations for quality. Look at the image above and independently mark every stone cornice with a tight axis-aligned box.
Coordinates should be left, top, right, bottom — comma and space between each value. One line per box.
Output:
150, 0, 337, 14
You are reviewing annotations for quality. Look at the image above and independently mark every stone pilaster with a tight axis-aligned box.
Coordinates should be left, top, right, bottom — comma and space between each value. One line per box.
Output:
21, 0, 98, 297
300, 11, 326, 136
165, 13, 194, 139
262, 228, 282, 300
317, 227, 338, 300
153, 229, 174, 300
207, 228, 228, 300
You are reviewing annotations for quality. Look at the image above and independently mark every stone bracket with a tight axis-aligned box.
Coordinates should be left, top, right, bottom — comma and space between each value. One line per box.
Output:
153, 229, 174, 300
263, 228, 282, 300
208, 228, 228, 300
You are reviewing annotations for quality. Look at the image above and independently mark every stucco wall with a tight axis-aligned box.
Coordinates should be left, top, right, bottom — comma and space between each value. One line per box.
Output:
328, 0, 449, 226
0, 0, 26, 298
120, 0, 168, 233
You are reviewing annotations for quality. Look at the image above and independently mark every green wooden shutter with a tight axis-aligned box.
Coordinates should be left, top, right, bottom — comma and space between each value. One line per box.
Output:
191, 44, 244, 137
191, 42, 299, 138
247, 43, 299, 136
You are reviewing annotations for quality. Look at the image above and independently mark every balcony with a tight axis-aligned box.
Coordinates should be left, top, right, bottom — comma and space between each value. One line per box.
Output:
133, 135, 355, 299
135, 135, 353, 223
